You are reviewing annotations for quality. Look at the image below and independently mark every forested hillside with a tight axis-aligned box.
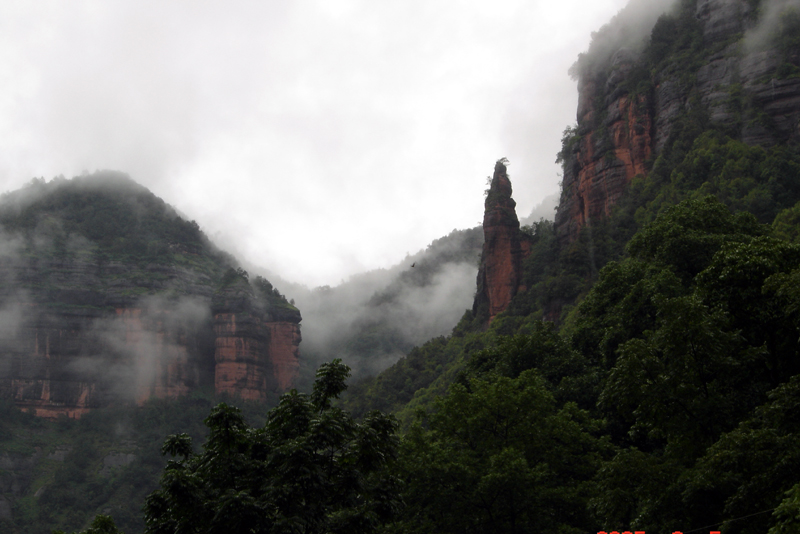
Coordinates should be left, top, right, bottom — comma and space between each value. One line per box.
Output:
0, 173, 300, 533
340, 0, 800, 532
287, 226, 483, 388
5, 0, 800, 533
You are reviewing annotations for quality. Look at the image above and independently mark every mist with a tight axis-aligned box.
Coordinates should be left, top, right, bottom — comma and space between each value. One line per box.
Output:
0, 0, 637, 288
0, 193, 220, 407
264, 227, 483, 381
80, 295, 213, 402
570, 0, 679, 80
259, 186, 562, 381
520, 193, 560, 226
745, 0, 800, 51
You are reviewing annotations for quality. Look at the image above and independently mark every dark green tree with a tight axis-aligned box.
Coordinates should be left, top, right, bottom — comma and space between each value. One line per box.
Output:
391, 370, 609, 534
143, 360, 401, 534
53, 515, 125, 534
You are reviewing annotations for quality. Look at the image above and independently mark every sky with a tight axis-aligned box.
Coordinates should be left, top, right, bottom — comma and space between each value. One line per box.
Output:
0, 0, 631, 288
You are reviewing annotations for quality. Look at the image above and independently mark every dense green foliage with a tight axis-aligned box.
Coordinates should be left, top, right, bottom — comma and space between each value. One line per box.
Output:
0, 172, 246, 308
0, 396, 213, 534
0, 173, 208, 261
54, 514, 125, 534
5, 1, 800, 532
376, 197, 800, 533
0, 394, 279, 534
342, 2, 800, 530
391, 370, 609, 534
143, 361, 400, 534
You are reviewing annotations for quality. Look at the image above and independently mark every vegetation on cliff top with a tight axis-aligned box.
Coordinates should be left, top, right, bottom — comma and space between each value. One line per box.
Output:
340, 1, 800, 531
0, 172, 295, 310
1, 172, 209, 261
7, 0, 800, 532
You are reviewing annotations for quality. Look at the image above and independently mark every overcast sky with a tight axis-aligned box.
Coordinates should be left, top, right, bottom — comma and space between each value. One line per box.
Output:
0, 0, 630, 287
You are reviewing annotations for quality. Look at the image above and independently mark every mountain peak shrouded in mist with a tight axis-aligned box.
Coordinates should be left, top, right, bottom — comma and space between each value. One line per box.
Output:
556, 0, 800, 244
0, 172, 300, 417
569, 0, 679, 81
284, 226, 484, 384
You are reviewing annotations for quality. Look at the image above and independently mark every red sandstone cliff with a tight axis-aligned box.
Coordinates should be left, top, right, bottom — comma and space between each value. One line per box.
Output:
1, 296, 217, 419
473, 159, 531, 323
556, 48, 654, 241
555, 0, 800, 242
0, 257, 300, 419
0, 174, 303, 418
212, 272, 301, 402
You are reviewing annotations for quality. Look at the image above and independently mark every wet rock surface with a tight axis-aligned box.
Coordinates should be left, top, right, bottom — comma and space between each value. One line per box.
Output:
473, 160, 531, 323
212, 276, 301, 401
0, 178, 302, 417
555, 0, 800, 242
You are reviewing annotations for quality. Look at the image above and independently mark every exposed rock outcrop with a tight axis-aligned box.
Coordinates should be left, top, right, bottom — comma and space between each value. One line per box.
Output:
0, 252, 223, 418
558, 80, 653, 239
555, 0, 800, 242
0, 174, 301, 418
473, 160, 531, 323
212, 274, 301, 401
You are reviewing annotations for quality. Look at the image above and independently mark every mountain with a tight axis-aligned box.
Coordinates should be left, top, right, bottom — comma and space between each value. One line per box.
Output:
0, 172, 300, 418
5, 0, 800, 532
348, 0, 800, 418
285, 226, 483, 385
274, 189, 559, 386
556, 0, 800, 241
341, 0, 800, 531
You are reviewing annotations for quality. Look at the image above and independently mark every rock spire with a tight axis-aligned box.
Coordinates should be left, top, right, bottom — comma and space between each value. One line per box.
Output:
473, 159, 530, 323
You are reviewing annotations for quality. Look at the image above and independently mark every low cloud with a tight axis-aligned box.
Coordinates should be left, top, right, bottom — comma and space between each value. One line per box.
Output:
521, 193, 560, 226
745, 0, 800, 52
281, 228, 481, 380
570, 0, 679, 80
80, 295, 213, 402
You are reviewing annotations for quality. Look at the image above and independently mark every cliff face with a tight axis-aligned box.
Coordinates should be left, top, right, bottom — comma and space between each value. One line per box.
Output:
473, 160, 531, 323
4, 302, 213, 420
212, 276, 301, 401
555, 0, 800, 241
560, 79, 653, 234
0, 174, 301, 418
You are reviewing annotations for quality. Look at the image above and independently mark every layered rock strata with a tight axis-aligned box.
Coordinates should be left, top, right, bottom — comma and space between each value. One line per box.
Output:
555, 0, 800, 241
473, 160, 531, 323
212, 276, 301, 401
0, 253, 300, 419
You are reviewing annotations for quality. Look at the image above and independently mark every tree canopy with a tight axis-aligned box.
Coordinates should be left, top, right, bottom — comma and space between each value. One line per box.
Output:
142, 360, 401, 534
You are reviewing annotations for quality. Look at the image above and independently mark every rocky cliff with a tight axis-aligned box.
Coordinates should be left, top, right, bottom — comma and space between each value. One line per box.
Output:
212, 272, 301, 401
0, 173, 301, 418
555, 0, 800, 241
473, 159, 531, 323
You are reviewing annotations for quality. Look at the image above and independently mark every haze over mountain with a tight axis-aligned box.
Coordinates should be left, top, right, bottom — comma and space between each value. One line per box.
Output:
0, 0, 639, 288
2, 0, 800, 533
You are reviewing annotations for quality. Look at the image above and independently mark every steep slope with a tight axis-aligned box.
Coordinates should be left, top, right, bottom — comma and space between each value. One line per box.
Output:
212, 272, 301, 398
345, 0, 800, 420
556, 0, 800, 241
472, 159, 531, 323
0, 172, 300, 417
342, 4, 800, 531
288, 226, 483, 384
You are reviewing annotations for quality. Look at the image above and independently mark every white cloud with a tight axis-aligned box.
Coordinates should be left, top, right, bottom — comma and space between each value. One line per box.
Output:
0, 0, 631, 287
